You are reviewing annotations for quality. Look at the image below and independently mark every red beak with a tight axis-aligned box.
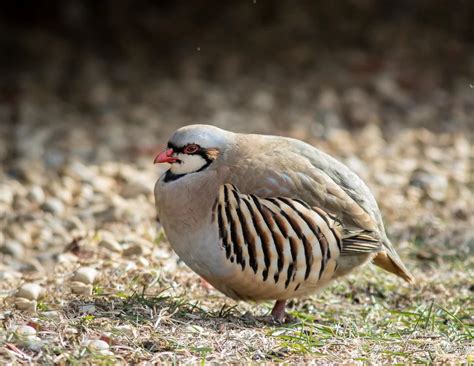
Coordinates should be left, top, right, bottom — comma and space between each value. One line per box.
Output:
154, 148, 178, 164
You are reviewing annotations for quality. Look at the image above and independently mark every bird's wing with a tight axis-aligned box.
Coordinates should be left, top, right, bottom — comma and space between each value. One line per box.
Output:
224, 136, 414, 283
226, 147, 379, 232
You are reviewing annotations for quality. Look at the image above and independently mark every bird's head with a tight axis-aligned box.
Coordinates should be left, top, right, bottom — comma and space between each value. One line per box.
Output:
154, 125, 232, 182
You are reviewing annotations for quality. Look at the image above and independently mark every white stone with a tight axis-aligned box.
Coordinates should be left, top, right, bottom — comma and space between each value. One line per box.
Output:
79, 304, 96, 313
16, 283, 44, 300
41, 198, 65, 215
1, 240, 25, 258
13, 325, 37, 337
70, 281, 93, 295
0, 270, 22, 281
99, 238, 123, 253
161, 259, 178, 274
72, 267, 98, 284
24, 336, 43, 351
27, 185, 45, 204
137, 257, 149, 267
122, 261, 137, 272
41, 311, 61, 320
82, 183, 95, 200
64, 327, 78, 334
69, 161, 96, 182
0, 185, 14, 205
84, 339, 111, 354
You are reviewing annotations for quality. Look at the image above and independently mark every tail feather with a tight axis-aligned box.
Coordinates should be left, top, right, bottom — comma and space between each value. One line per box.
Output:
340, 229, 381, 254
373, 239, 415, 283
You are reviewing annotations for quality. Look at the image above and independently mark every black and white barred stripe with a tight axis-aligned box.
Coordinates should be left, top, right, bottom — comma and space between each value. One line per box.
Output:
215, 184, 345, 290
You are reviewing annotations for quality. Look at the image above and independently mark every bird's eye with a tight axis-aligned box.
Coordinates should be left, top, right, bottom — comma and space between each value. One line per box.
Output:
183, 144, 199, 154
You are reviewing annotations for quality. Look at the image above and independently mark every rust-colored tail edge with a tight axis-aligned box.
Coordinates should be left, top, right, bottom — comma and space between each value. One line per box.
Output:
372, 251, 415, 284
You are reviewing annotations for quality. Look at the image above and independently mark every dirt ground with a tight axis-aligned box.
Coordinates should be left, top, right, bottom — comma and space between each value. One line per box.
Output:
0, 1, 473, 363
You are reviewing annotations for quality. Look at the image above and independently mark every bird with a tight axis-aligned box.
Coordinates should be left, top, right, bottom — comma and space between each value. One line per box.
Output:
153, 124, 414, 322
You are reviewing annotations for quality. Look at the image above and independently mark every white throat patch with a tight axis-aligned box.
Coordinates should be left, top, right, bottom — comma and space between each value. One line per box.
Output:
170, 153, 208, 175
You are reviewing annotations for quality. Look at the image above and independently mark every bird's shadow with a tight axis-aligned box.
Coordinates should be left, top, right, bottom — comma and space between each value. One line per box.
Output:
61, 293, 291, 331
59, 278, 415, 333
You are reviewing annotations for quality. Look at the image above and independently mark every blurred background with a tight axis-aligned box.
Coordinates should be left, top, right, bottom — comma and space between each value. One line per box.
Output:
0, 0, 473, 279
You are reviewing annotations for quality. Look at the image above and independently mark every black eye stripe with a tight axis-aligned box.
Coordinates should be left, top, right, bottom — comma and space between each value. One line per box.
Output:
167, 142, 202, 155
166, 142, 218, 166
167, 142, 179, 151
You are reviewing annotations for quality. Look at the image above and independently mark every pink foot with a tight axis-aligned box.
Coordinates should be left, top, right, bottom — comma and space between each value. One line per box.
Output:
272, 300, 288, 323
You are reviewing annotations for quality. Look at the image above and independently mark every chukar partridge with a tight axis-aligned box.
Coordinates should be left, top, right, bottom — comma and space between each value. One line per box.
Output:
154, 125, 414, 321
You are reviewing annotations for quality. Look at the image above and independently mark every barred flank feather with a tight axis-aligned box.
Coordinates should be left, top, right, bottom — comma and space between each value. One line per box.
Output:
214, 184, 383, 292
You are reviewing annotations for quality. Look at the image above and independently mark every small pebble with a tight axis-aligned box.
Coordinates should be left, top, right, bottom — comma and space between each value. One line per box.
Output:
70, 281, 93, 295
79, 304, 96, 313
121, 261, 137, 272
65, 216, 85, 231
41, 198, 65, 215
137, 257, 149, 267
64, 327, 78, 335
72, 267, 98, 284
0, 185, 14, 205
409, 169, 449, 201
15, 298, 38, 311
13, 324, 37, 337
131, 237, 154, 249
84, 339, 111, 355
185, 324, 205, 334
0, 270, 22, 281
10, 324, 43, 350
99, 238, 123, 253
69, 161, 96, 182
0, 240, 25, 258
13, 230, 32, 246
41, 311, 61, 320
24, 336, 43, 351
122, 243, 144, 257
16, 283, 44, 300
27, 185, 45, 204
161, 260, 178, 273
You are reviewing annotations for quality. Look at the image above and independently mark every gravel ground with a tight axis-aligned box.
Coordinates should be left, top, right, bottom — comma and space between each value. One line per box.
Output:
0, 2, 473, 363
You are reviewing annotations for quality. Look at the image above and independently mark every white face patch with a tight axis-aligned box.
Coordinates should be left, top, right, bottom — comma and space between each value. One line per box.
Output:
170, 153, 208, 175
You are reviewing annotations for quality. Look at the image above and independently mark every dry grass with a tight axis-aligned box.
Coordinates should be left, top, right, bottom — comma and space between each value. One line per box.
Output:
0, 238, 472, 364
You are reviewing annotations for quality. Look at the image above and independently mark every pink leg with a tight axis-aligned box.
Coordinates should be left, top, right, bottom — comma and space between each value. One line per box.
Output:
271, 300, 287, 322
